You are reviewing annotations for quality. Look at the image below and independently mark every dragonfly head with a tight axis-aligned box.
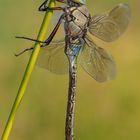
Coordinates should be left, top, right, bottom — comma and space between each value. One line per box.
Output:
71, 0, 86, 4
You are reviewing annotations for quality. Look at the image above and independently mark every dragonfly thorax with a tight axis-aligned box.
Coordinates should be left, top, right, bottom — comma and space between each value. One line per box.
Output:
64, 5, 90, 38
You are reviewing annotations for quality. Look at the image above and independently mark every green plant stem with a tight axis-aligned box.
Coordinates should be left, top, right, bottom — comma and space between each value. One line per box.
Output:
1, 1, 56, 140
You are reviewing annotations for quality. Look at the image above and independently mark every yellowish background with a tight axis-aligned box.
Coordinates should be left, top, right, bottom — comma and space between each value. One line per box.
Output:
0, 0, 140, 140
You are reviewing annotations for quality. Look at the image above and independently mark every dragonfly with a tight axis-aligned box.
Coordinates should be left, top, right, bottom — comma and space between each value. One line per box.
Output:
16, 1, 131, 139
16, 0, 131, 82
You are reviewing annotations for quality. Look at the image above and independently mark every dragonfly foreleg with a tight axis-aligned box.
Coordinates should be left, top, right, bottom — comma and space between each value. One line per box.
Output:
39, 0, 64, 12
39, 6, 64, 12
38, 0, 49, 11
56, 0, 67, 3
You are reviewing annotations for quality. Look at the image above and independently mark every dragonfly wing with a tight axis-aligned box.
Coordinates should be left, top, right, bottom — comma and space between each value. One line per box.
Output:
89, 3, 131, 42
36, 40, 69, 74
80, 35, 116, 82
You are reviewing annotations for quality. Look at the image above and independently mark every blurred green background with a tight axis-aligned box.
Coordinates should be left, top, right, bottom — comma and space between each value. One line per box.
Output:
0, 0, 140, 140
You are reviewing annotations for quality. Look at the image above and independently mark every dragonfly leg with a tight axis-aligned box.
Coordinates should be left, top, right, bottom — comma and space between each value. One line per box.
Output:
42, 14, 64, 46
15, 15, 64, 56
16, 14, 64, 44
38, 0, 49, 11
15, 44, 46, 57
15, 46, 34, 57
39, 6, 64, 12
15, 36, 43, 43
56, 0, 67, 3
39, 0, 64, 12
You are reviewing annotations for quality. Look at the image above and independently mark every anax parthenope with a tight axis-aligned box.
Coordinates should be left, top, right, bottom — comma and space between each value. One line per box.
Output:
16, 0, 131, 139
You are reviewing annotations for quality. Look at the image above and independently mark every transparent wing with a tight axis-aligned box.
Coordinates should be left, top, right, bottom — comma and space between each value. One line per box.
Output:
52, 11, 63, 25
80, 35, 116, 82
36, 40, 69, 74
89, 3, 131, 42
